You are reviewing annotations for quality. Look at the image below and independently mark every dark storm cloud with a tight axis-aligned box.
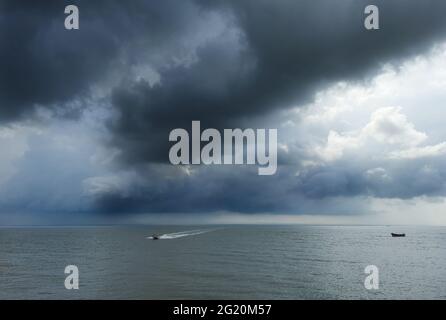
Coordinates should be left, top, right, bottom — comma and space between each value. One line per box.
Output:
0, 0, 208, 120
297, 159, 446, 200
101, 0, 446, 213
92, 156, 446, 215
93, 166, 304, 214
109, 0, 446, 164
3, 0, 446, 215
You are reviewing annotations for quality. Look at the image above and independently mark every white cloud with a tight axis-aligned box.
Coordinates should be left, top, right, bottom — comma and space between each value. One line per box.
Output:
284, 44, 446, 164
314, 106, 442, 162
389, 142, 446, 160
362, 106, 427, 147
274, 43, 446, 224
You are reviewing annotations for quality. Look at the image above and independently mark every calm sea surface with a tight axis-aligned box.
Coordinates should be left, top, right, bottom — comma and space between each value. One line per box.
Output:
1, 225, 445, 299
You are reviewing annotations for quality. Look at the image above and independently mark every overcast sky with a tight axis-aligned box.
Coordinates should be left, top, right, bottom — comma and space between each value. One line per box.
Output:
2, 0, 446, 225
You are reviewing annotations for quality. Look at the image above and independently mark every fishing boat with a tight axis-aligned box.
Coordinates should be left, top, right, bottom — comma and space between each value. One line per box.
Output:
391, 233, 405, 237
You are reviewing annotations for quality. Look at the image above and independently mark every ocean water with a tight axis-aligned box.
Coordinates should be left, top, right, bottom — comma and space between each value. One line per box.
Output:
0, 225, 446, 299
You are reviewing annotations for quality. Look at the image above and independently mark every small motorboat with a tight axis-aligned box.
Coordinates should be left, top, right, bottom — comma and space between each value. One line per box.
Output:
151, 235, 160, 240
391, 233, 406, 237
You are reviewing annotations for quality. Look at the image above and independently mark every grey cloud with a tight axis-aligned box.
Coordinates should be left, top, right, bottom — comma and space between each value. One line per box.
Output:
0, 0, 211, 121
109, 0, 446, 165
90, 156, 446, 215
96, 0, 446, 213
3, 1, 446, 216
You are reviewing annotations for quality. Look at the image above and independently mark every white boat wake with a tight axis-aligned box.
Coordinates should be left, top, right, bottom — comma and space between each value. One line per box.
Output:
147, 229, 213, 240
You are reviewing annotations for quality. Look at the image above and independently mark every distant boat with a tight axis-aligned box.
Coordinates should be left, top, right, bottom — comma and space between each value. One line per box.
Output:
151, 235, 160, 240
391, 233, 405, 237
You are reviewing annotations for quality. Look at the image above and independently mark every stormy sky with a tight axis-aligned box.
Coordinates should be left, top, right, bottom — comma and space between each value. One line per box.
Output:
2, 0, 446, 224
